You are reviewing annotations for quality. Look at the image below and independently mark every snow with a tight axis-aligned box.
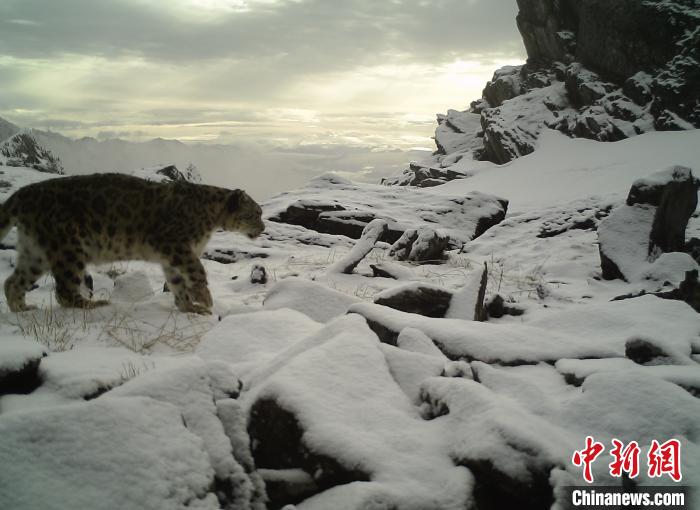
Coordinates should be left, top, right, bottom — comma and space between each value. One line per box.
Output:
328, 218, 387, 274
0, 337, 44, 373
265, 172, 508, 248
1, 125, 699, 508
0, 396, 220, 510
196, 309, 322, 374
631, 164, 695, 190
445, 263, 486, 320
37, 346, 155, 399
244, 314, 471, 510
438, 128, 700, 212
263, 277, 360, 323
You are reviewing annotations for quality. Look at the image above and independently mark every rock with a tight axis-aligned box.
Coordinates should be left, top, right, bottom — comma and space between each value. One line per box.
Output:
369, 261, 414, 280
248, 401, 369, 507
598, 167, 700, 282
374, 282, 453, 318
131, 163, 202, 184
564, 63, 617, 108
625, 338, 672, 366
0, 339, 45, 395
0, 395, 232, 510
612, 269, 700, 313
485, 295, 525, 319
643, 167, 699, 254
483, 66, 525, 108
379, 0, 699, 178
328, 219, 388, 274
538, 203, 611, 238
575, 0, 694, 82
655, 270, 700, 313
203, 249, 270, 265
258, 469, 319, 510
389, 228, 450, 263
110, 361, 264, 510
445, 263, 488, 321
0, 132, 64, 174
250, 264, 268, 284
434, 110, 481, 155
460, 458, 554, 510
382, 161, 469, 188
515, 0, 577, 63
267, 174, 508, 247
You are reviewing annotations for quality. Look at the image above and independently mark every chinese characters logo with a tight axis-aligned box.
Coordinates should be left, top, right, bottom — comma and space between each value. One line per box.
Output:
572, 437, 682, 483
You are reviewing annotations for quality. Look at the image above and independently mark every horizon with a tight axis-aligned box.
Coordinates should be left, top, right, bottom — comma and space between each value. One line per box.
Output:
0, 0, 524, 151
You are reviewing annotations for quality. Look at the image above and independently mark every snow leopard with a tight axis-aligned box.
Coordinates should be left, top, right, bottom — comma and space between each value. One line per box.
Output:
0, 173, 264, 314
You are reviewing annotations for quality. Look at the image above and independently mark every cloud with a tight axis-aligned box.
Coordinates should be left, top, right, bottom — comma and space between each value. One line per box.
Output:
0, 0, 525, 152
0, 0, 521, 66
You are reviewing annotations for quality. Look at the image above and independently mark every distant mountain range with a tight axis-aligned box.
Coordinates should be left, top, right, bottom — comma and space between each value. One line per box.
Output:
0, 116, 425, 199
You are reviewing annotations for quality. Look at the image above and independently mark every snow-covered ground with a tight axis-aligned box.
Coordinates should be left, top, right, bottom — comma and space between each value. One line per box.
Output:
0, 129, 699, 509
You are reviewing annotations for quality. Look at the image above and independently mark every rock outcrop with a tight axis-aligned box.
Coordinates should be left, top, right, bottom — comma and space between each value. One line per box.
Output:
131, 163, 202, 183
598, 166, 699, 283
384, 0, 700, 186
266, 173, 508, 249
0, 132, 64, 174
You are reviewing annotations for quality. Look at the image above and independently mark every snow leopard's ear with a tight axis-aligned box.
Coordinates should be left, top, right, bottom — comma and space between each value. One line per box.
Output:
226, 189, 243, 213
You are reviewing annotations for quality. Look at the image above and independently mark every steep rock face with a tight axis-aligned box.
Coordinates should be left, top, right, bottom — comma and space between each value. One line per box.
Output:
384, 0, 699, 184
515, 0, 578, 64
485, 0, 700, 164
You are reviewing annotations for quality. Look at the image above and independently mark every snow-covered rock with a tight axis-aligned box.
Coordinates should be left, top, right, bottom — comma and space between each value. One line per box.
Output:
598, 166, 699, 283
263, 278, 360, 323
0, 132, 64, 174
383, 0, 700, 185
0, 338, 45, 395
0, 396, 223, 510
130, 163, 202, 184
266, 173, 508, 249
244, 314, 471, 510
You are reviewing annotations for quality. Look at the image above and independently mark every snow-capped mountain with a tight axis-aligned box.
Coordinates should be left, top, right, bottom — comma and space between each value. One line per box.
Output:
0, 132, 64, 175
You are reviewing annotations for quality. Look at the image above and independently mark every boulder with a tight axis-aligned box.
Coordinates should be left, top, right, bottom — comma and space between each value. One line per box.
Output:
628, 166, 699, 254
250, 264, 268, 284
266, 174, 508, 248
599, 167, 700, 281
374, 282, 453, 318
445, 263, 488, 321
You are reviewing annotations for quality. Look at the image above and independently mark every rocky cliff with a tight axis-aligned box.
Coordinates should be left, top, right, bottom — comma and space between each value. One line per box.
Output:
386, 0, 700, 186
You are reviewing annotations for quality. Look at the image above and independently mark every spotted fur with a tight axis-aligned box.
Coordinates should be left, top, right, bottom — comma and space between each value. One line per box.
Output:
0, 173, 264, 314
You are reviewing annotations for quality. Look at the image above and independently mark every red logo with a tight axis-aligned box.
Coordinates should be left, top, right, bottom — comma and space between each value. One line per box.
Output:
572, 437, 682, 483
648, 439, 682, 482
609, 439, 640, 479
572, 436, 605, 483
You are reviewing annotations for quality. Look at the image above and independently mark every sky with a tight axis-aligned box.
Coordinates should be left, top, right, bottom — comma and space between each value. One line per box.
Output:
0, 0, 524, 151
